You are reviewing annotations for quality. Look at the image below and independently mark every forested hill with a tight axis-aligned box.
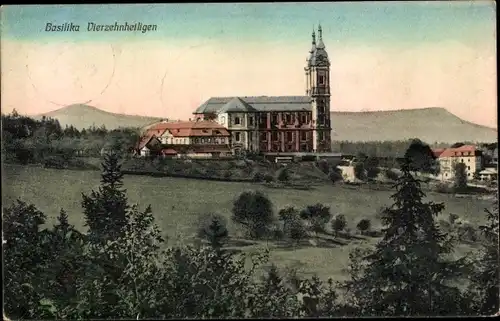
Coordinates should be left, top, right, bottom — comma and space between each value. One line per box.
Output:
34, 104, 162, 130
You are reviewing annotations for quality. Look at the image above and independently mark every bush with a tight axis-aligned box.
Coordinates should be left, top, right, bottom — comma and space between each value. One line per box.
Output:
317, 159, 330, 175
277, 167, 290, 183
356, 219, 371, 235
264, 174, 274, 183
438, 219, 453, 234
43, 155, 67, 169
457, 223, 478, 243
385, 168, 400, 181
353, 162, 366, 181
329, 168, 343, 184
331, 214, 347, 236
449, 213, 460, 225
435, 182, 453, 194
374, 206, 387, 221
232, 191, 274, 239
252, 171, 265, 182
223, 170, 233, 180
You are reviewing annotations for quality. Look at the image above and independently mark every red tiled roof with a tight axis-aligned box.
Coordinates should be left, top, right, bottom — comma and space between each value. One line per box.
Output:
432, 148, 445, 158
137, 135, 158, 150
436, 145, 477, 158
161, 148, 178, 155
147, 120, 229, 137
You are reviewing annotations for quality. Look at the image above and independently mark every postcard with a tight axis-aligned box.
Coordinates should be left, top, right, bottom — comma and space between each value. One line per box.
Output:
1, 2, 498, 319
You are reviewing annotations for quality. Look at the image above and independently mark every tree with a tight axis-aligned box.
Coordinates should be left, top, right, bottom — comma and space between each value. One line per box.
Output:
279, 207, 307, 245
197, 213, 229, 249
300, 204, 332, 235
287, 218, 308, 247
342, 160, 467, 316
466, 194, 499, 315
278, 206, 300, 231
453, 162, 467, 192
450, 142, 465, 148
11, 108, 19, 117
332, 214, 347, 237
365, 157, 380, 181
404, 139, 439, 174
232, 191, 274, 239
3, 200, 52, 319
353, 162, 367, 181
82, 152, 129, 244
356, 219, 371, 235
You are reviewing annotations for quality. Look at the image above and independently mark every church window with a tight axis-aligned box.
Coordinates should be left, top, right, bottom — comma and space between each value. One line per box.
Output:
234, 117, 241, 125
260, 132, 267, 141
319, 132, 324, 140
287, 132, 293, 142
286, 114, 291, 123
300, 113, 307, 123
319, 75, 325, 85
249, 117, 254, 126
301, 131, 307, 140
235, 132, 241, 142
272, 131, 278, 141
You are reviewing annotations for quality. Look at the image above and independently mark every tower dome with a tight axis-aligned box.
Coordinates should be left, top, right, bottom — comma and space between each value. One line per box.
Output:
309, 24, 329, 67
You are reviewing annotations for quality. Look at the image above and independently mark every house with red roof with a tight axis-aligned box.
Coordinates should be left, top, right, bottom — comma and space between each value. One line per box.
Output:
135, 135, 162, 157
139, 120, 232, 158
431, 145, 483, 181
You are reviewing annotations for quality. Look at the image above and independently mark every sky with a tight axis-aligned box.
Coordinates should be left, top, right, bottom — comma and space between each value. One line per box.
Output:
1, 2, 497, 128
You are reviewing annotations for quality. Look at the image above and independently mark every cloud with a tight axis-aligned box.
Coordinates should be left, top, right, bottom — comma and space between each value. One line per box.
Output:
1, 38, 496, 128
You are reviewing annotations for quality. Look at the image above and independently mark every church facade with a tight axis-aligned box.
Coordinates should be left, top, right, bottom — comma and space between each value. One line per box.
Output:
193, 25, 332, 155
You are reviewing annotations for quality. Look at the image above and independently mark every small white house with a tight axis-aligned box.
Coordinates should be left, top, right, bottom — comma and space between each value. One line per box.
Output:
136, 135, 162, 157
479, 167, 498, 181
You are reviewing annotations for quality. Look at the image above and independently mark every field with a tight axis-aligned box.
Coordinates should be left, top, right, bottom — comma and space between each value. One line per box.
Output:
2, 164, 490, 281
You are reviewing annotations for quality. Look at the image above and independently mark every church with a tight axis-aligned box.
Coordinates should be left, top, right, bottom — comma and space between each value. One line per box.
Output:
193, 25, 332, 155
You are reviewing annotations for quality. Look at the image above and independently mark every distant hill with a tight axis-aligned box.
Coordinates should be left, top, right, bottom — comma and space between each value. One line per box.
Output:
331, 107, 497, 143
34, 104, 163, 130
34, 104, 496, 143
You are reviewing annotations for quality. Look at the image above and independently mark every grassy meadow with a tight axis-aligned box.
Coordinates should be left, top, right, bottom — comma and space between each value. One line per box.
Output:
2, 164, 490, 281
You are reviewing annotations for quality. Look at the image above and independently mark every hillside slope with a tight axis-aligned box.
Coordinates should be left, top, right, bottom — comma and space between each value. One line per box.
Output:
34, 105, 496, 143
34, 104, 162, 130
331, 107, 497, 143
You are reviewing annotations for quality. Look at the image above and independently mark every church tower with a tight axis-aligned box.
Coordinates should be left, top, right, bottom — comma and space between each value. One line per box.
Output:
305, 24, 332, 153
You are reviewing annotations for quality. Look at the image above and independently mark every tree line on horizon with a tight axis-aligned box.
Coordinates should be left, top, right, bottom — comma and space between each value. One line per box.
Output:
2, 110, 497, 171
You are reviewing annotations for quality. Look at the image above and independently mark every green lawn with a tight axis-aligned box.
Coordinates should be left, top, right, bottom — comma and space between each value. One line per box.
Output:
2, 164, 490, 281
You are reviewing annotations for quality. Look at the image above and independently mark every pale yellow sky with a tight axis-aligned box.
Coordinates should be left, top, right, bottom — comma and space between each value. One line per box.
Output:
1, 38, 497, 128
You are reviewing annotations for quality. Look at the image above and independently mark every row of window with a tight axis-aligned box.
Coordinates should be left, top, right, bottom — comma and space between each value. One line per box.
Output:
226, 113, 319, 127
162, 137, 228, 145
260, 144, 311, 152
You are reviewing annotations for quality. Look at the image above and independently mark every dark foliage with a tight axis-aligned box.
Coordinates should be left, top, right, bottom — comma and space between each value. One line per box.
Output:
404, 138, 439, 174
342, 160, 468, 316
232, 191, 275, 239
82, 153, 129, 244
